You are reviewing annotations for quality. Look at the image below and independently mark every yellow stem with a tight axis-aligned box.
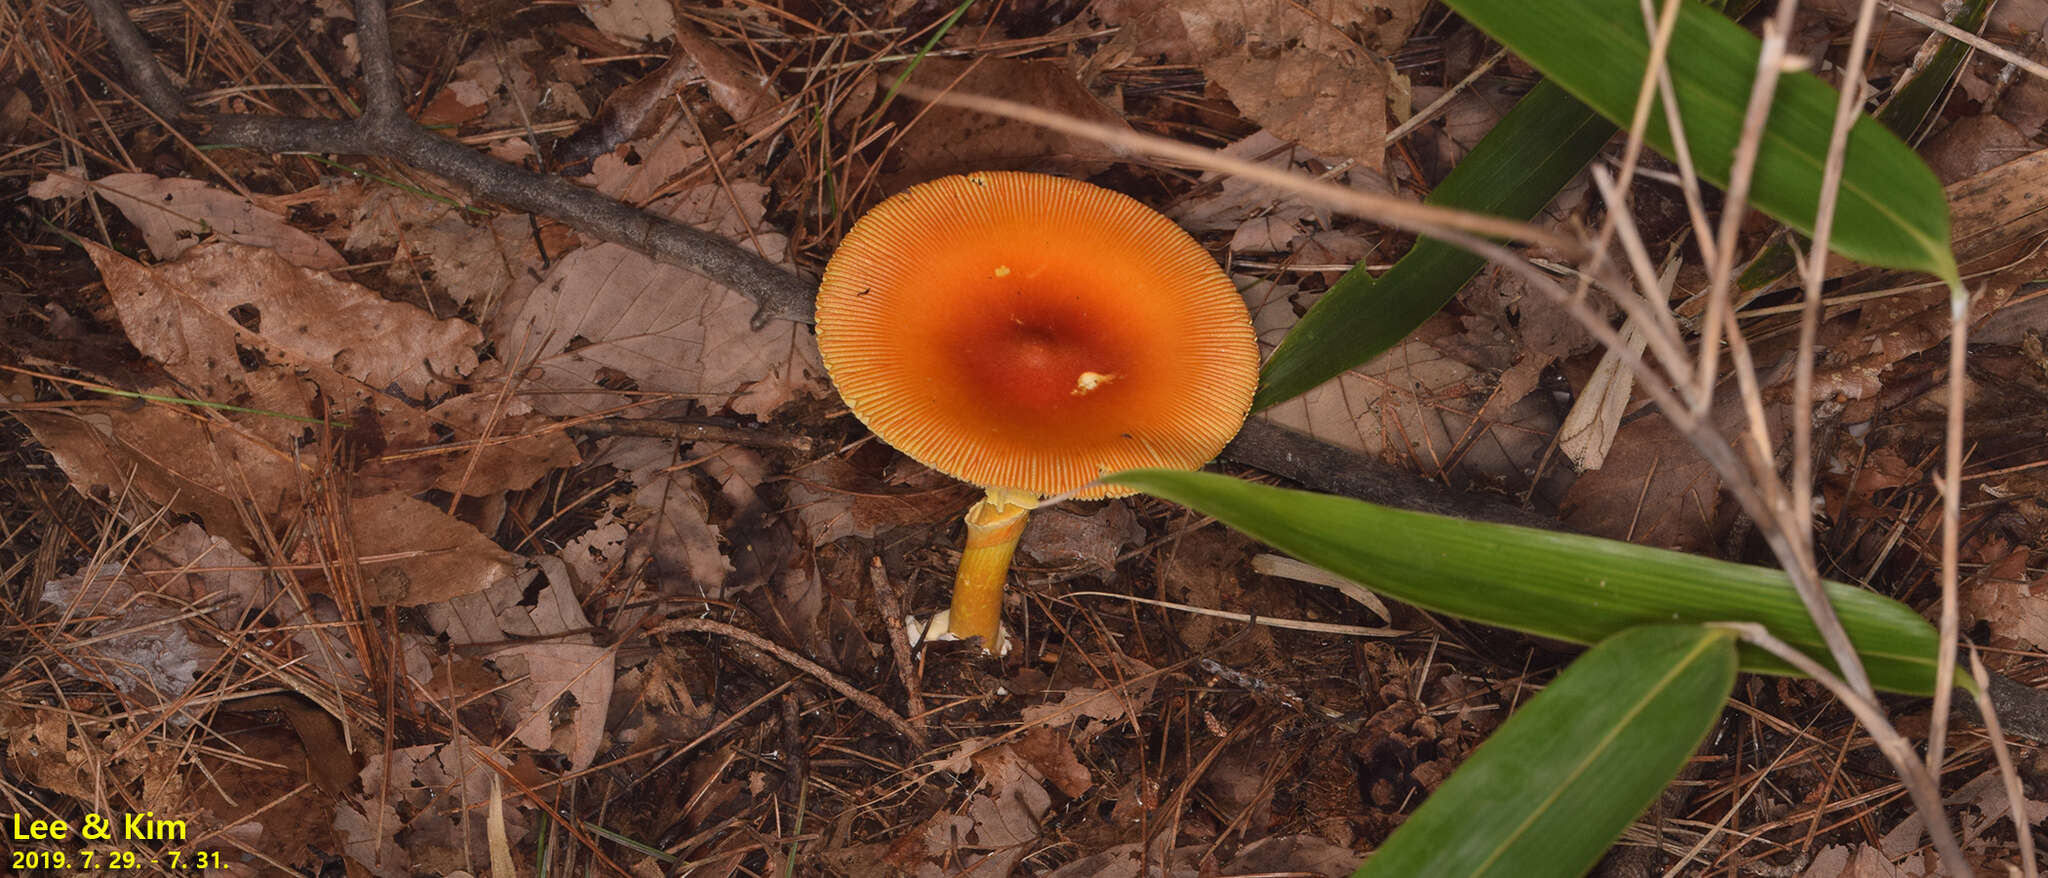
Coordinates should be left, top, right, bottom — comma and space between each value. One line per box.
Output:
948, 488, 1033, 649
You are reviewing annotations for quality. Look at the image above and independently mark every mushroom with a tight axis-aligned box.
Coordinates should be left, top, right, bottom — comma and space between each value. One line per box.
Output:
816, 171, 1258, 651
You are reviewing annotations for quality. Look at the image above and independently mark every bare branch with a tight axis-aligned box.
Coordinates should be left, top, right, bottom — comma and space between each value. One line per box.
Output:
78, 0, 818, 327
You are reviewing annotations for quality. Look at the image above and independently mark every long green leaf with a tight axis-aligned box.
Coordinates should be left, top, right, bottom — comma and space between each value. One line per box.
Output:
1442, 0, 1957, 281
1735, 0, 1993, 292
1255, 82, 1615, 410
1107, 469, 1952, 695
1355, 625, 1736, 878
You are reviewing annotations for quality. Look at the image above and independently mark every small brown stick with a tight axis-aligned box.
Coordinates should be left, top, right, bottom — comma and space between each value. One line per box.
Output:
646, 616, 926, 750
866, 557, 926, 732
571, 418, 815, 454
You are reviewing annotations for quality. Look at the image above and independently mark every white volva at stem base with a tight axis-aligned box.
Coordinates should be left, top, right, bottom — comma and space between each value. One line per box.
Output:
908, 610, 1013, 656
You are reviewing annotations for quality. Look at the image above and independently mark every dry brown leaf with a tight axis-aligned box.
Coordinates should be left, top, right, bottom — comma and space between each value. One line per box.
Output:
333, 800, 409, 877
1204, 52, 1394, 170
1410, 79, 1520, 157
408, 393, 581, 496
1011, 727, 1093, 797
181, 711, 342, 868
342, 187, 545, 310
1, 706, 102, 800
1170, 130, 1332, 235
498, 182, 820, 419
1805, 0, 2048, 67
1246, 278, 1554, 484
492, 642, 614, 772
0, 87, 30, 142
135, 522, 268, 617
31, 171, 346, 269
1018, 670, 1158, 729
1090, 0, 1199, 59
138, 523, 366, 681
1558, 388, 1780, 552
345, 492, 523, 605
560, 502, 633, 599
784, 457, 975, 546
885, 57, 1132, 183
1162, 525, 1256, 652
1963, 545, 2045, 649
1176, 0, 1420, 170
1558, 308, 1651, 472
71, 241, 524, 516
355, 743, 524, 878
87, 240, 479, 407
555, 51, 698, 168
907, 745, 1053, 877
426, 559, 594, 645
1038, 841, 1197, 878
674, 23, 779, 133
39, 562, 218, 706
586, 437, 733, 620
1800, 845, 1917, 878
17, 406, 302, 550
419, 76, 490, 126
580, 129, 707, 205
1878, 768, 2044, 871
1018, 502, 1144, 571
578, 0, 674, 44
1923, 114, 2035, 184
1224, 835, 1360, 876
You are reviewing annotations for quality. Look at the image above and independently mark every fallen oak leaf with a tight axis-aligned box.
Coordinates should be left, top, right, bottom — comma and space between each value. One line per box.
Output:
17, 404, 303, 551
498, 182, 821, 420
343, 492, 523, 605
84, 240, 479, 406
32, 170, 346, 270
490, 642, 614, 772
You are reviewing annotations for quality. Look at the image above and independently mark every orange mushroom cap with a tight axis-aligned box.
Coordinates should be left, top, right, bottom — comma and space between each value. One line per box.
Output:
817, 171, 1258, 500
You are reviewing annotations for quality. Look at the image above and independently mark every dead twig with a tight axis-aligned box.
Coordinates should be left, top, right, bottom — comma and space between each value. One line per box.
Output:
77, 0, 814, 327
570, 417, 815, 454
865, 558, 926, 736
646, 615, 927, 750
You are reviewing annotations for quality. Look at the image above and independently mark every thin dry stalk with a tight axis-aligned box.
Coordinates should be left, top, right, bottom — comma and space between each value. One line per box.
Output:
1567, 0, 1694, 305
1694, 1, 1802, 418
899, 85, 1585, 255
1930, 292, 1970, 771
1718, 623, 1969, 874
1636, 0, 1719, 270
1970, 649, 2040, 878
1791, 0, 1884, 706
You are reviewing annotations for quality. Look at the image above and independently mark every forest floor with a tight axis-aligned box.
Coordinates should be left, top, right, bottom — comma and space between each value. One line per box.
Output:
3, 0, 2048, 875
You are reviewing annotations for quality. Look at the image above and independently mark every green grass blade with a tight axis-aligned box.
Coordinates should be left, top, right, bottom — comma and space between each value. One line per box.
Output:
1873, 0, 1993, 141
1736, 0, 1991, 294
1441, 0, 1956, 280
1255, 81, 1615, 409
1106, 469, 1951, 695
1354, 625, 1736, 878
